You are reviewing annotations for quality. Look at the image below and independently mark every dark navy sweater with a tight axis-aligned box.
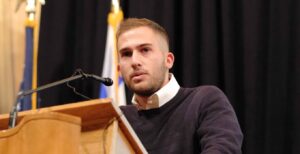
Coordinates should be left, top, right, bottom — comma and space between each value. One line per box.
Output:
120, 86, 243, 154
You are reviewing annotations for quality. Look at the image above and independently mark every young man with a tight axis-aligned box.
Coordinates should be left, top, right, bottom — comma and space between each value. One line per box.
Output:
117, 18, 243, 154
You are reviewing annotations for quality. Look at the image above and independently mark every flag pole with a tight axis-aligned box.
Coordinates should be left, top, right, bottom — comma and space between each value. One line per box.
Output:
109, 0, 123, 104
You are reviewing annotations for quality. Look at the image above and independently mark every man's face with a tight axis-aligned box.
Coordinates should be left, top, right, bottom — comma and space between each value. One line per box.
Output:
117, 26, 174, 97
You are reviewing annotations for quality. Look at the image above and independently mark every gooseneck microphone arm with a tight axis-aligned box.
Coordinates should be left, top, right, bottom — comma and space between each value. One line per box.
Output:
8, 71, 113, 128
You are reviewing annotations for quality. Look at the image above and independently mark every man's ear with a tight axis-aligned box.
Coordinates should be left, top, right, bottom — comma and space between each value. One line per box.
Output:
117, 64, 124, 77
166, 52, 175, 69
117, 64, 120, 72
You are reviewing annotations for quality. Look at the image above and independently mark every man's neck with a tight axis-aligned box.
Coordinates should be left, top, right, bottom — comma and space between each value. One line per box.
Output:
135, 95, 150, 107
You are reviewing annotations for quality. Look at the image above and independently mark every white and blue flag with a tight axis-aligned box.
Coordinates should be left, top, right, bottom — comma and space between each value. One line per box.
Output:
99, 1, 126, 106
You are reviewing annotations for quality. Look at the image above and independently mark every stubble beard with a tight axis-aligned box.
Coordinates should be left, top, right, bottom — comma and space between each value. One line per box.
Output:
126, 67, 167, 97
128, 77, 164, 97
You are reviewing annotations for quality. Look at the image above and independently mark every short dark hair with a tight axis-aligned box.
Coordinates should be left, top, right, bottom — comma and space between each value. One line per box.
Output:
116, 18, 169, 48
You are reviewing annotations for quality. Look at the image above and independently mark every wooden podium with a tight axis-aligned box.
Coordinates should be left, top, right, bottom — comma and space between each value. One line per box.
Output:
0, 99, 147, 154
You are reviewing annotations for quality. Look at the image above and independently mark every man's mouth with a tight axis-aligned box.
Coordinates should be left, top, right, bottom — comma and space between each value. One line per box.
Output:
130, 71, 147, 81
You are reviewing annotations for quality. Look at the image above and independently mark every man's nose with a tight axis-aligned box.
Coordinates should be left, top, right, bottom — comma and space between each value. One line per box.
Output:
131, 51, 142, 67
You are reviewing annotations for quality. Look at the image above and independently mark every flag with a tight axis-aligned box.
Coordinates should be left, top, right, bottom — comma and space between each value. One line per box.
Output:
19, 20, 35, 110
18, 0, 43, 111
99, 1, 126, 106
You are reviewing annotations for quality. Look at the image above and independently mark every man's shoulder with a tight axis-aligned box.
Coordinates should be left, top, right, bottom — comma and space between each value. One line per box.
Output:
179, 85, 230, 110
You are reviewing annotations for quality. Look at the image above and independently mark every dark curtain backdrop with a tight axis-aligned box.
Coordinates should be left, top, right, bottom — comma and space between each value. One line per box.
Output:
38, 0, 300, 153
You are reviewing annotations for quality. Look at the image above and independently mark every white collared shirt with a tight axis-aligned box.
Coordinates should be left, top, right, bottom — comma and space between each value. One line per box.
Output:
132, 74, 180, 110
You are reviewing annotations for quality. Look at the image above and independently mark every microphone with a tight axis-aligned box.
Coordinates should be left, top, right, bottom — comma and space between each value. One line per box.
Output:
81, 73, 113, 86
8, 70, 113, 128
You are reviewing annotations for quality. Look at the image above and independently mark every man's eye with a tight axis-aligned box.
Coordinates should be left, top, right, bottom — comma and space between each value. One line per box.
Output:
121, 51, 132, 57
141, 48, 150, 52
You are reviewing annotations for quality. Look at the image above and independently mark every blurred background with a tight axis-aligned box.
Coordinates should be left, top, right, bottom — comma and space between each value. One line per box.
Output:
1, 0, 300, 153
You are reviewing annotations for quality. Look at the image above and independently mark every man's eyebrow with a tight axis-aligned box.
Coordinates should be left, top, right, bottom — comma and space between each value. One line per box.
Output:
119, 43, 153, 52
119, 47, 130, 53
138, 43, 152, 47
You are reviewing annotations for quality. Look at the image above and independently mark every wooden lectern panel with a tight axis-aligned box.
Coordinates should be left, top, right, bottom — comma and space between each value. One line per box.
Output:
0, 99, 147, 154
0, 112, 81, 154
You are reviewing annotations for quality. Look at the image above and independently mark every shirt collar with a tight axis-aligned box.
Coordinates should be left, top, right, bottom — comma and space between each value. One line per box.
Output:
132, 74, 180, 110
